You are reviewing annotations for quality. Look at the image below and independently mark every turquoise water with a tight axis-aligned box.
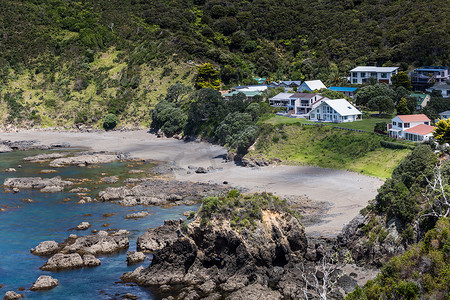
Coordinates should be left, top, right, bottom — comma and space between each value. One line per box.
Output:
0, 150, 195, 299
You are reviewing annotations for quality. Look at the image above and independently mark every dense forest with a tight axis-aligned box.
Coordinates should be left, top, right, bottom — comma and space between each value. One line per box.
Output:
0, 0, 449, 126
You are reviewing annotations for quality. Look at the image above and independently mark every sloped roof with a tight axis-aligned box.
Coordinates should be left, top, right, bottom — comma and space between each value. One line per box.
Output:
350, 66, 399, 73
404, 124, 435, 136
289, 93, 316, 99
269, 93, 293, 101
223, 91, 262, 97
397, 114, 430, 122
439, 111, 450, 116
303, 80, 326, 91
320, 99, 361, 116
271, 81, 302, 86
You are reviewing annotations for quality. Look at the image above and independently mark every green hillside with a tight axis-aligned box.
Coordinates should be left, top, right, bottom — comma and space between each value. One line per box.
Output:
0, 0, 449, 126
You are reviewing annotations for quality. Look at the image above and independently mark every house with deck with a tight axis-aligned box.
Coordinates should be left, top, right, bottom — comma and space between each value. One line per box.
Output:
350, 66, 399, 84
268, 93, 327, 116
309, 99, 362, 123
410, 66, 450, 91
297, 80, 326, 92
387, 114, 434, 142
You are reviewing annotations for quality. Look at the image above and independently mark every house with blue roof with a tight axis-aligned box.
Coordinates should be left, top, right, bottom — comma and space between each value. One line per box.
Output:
328, 86, 358, 98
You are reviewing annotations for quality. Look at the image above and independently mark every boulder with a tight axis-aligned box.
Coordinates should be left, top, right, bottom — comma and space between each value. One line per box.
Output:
75, 222, 91, 230
5, 168, 16, 173
30, 240, 60, 256
40, 186, 64, 193
23, 153, 70, 162
227, 284, 283, 300
195, 167, 208, 174
30, 275, 59, 291
49, 153, 122, 167
0, 144, 13, 153
41, 253, 84, 271
83, 254, 101, 267
126, 251, 146, 264
63, 231, 129, 255
3, 291, 23, 300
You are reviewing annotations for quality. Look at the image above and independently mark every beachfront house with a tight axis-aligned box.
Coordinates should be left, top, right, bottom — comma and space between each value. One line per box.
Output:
297, 80, 326, 92
268, 93, 326, 116
327, 86, 358, 98
350, 66, 399, 84
387, 114, 434, 142
309, 99, 362, 123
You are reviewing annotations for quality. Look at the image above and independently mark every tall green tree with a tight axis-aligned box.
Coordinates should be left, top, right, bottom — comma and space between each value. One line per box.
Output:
368, 96, 395, 115
396, 98, 411, 115
195, 63, 221, 90
433, 119, 450, 145
391, 71, 412, 90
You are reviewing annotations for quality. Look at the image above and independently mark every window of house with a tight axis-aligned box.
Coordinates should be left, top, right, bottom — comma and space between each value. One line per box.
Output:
381, 73, 387, 78
425, 122, 429, 125
404, 123, 410, 128
361, 72, 366, 77
371, 72, 377, 77
310, 114, 315, 118
398, 122, 402, 127
352, 79, 357, 84
393, 121, 396, 125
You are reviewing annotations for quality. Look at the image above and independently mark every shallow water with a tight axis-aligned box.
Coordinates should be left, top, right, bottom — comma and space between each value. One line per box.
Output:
0, 150, 195, 299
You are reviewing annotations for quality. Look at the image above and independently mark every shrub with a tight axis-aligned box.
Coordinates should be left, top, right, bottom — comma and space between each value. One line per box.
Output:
103, 113, 118, 130
380, 140, 414, 150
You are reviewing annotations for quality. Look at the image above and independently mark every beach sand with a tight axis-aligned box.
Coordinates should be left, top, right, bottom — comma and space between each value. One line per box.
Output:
0, 129, 383, 236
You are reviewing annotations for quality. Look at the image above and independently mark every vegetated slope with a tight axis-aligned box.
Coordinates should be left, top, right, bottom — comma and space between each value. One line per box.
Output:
0, 0, 448, 127
341, 145, 450, 299
246, 123, 411, 178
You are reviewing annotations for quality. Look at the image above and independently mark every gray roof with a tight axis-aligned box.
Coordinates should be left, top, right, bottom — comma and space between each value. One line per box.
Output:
439, 110, 450, 116
350, 66, 398, 73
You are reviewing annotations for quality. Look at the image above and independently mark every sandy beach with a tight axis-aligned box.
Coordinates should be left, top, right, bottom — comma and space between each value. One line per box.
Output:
0, 129, 383, 236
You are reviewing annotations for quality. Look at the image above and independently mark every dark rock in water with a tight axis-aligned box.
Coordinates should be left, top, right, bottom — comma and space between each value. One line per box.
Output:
122, 211, 307, 298
3, 291, 23, 300
136, 220, 181, 253
98, 179, 228, 207
30, 275, 59, 291
50, 142, 70, 148
121, 293, 138, 300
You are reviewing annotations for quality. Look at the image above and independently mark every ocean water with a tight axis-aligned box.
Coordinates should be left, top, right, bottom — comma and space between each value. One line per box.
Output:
0, 150, 195, 299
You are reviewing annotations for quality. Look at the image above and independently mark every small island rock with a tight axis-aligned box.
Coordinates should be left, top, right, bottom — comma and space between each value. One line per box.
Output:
75, 222, 91, 230
30, 275, 59, 291
30, 241, 60, 256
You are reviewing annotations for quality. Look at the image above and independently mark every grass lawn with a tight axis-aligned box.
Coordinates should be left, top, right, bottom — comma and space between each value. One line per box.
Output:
263, 115, 392, 132
248, 124, 411, 178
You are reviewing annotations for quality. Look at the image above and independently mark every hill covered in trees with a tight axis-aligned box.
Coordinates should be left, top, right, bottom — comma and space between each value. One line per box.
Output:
0, 0, 449, 126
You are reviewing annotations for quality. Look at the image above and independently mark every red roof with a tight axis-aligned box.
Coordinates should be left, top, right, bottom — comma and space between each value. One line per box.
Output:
397, 114, 430, 122
404, 124, 435, 136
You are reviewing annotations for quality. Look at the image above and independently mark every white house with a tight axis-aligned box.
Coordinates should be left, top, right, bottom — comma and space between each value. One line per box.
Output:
438, 111, 450, 120
297, 80, 326, 92
350, 66, 399, 84
267, 81, 302, 91
269, 93, 327, 116
309, 99, 362, 123
426, 84, 450, 98
387, 114, 434, 142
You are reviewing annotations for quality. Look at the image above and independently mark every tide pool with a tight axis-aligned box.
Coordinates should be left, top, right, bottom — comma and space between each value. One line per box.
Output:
0, 150, 195, 299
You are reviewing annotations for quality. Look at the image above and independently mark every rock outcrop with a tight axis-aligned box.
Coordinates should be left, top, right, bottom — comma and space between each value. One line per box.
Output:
49, 152, 128, 167
122, 211, 308, 298
126, 251, 146, 264
62, 230, 129, 256
30, 275, 59, 291
136, 220, 182, 253
99, 179, 227, 206
3, 177, 72, 191
41, 253, 84, 271
23, 152, 70, 163
125, 211, 149, 219
337, 214, 406, 267
75, 222, 91, 230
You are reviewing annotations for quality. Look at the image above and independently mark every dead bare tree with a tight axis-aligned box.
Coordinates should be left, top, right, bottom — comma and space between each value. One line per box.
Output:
300, 250, 352, 300
422, 164, 450, 219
